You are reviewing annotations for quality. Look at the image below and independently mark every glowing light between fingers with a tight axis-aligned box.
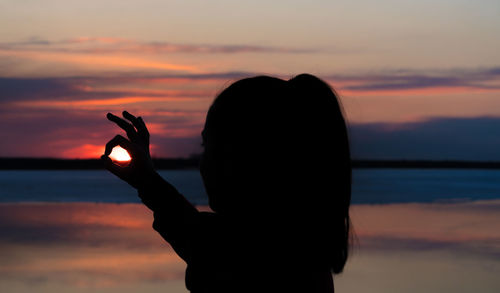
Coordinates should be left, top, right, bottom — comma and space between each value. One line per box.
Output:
109, 146, 131, 162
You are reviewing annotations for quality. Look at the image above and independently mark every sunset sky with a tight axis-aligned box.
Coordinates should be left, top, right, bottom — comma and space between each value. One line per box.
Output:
1, 0, 500, 159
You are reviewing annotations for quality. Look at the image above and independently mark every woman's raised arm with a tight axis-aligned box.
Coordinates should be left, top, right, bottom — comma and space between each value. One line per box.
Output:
102, 111, 199, 261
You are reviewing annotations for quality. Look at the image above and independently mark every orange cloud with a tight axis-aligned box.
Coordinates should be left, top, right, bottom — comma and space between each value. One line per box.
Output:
0, 49, 198, 72
146, 122, 202, 138
61, 144, 104, 159
12, 96, 203, 111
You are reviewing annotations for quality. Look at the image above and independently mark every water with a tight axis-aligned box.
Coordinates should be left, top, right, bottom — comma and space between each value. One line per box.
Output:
0, 170, 207, 205
1, 169, 500, 205
351, 169, 500, 204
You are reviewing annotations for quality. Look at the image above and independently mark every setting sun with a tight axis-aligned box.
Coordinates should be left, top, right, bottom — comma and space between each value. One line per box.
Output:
109, 146, 132, 163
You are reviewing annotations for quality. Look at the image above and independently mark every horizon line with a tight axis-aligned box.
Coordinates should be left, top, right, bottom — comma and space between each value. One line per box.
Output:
2, 158, 500, 170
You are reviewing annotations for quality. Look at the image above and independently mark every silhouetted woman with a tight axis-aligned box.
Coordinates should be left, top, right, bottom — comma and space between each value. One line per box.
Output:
102, 74, 352, 292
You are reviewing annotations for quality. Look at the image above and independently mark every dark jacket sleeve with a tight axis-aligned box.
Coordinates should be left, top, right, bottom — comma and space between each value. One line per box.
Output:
137, 171, 199, 262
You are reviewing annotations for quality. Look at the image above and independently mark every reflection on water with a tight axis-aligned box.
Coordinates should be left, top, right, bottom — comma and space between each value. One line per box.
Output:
337, 201, 500, 293
1, 202, 499, 293
0, 203, 187, 292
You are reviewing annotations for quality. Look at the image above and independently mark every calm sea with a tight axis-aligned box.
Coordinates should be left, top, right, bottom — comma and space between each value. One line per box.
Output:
1, 169, 500, 205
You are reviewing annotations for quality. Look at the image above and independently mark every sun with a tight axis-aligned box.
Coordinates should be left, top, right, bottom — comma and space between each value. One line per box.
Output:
109, 146, 131, 163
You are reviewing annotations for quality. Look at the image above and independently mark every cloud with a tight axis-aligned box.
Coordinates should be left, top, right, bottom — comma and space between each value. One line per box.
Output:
3, 67, 499, 106
0, 37, 317, 55
327, 67, 500, 93
349, 116, 500, 161
3, 66, 500, 103
0, 77, 77, 101
2, 71, 500, 159
0, 75, 237, 103
0, 106, 205, 158
0, 75, 220, 158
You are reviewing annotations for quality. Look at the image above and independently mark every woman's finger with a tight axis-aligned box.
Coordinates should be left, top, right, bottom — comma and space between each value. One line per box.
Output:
104, 135, 134, 157
123, 111, 150, 142
137, 117, 150, 138
101, 155, 129, 178
107, 113, 138, 141
122, 110, 138, 124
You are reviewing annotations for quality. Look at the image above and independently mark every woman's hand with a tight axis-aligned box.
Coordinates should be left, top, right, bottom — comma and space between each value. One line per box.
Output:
102, 111, 156, 189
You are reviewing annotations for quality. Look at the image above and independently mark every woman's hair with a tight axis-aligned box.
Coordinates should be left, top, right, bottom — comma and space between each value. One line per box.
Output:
204, 74, 352, 274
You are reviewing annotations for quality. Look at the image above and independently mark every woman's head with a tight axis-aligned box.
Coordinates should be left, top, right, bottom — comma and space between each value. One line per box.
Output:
200, 74, 351, 273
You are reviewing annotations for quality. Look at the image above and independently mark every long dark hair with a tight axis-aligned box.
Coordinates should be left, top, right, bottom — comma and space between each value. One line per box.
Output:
204, 74, 352, 274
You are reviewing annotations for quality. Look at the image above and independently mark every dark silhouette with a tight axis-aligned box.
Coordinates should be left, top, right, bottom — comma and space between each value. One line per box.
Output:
102, 74, 352, 292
